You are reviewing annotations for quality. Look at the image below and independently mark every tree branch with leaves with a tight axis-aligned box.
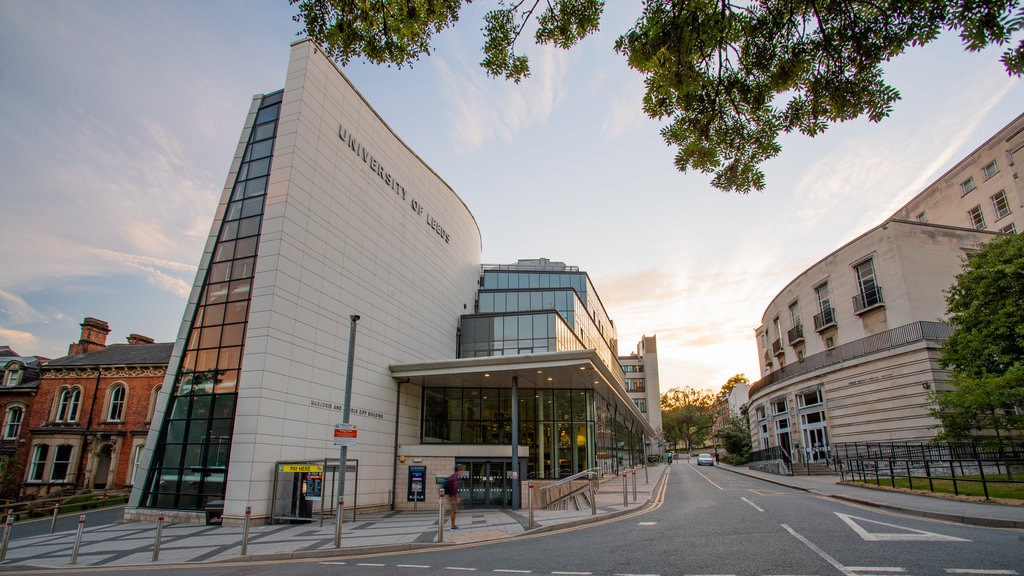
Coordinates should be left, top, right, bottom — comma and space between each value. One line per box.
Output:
293, 0, 1023, 193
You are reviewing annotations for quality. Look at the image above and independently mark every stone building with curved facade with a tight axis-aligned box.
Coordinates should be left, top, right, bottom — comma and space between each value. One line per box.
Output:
749, 113, 1024, 465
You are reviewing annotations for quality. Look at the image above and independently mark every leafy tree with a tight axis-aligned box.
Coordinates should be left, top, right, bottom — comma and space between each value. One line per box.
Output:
661, 386, 716, 450
714, 413, 752, 464
292, 0, 1024, 193
720, 373, 749, 396
931, 232, 1024, 442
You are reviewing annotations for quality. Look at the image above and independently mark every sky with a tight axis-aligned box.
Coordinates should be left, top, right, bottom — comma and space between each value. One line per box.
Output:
1, 1, 1021, 394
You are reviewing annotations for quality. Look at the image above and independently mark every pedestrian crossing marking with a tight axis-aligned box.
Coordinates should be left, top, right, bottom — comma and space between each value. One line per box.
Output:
835, 513, 970, 542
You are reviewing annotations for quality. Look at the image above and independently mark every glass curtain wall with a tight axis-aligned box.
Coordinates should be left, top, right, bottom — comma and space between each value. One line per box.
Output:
141, 92, 281, 511
422, 386, 643, 478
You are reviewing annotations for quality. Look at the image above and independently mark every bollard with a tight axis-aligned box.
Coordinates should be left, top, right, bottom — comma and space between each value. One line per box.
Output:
152, 515, 164, 562
528, 481, 534, 529
334, 498, 344, 548
632, 469, 637, 501
49, 502, 60, 534
70, 515, 85, 565
437, 489, 445, 543
622, 473, 628, 507
240, 506, 251, 557
1, 512, 13, 561
588, 473, 596, 516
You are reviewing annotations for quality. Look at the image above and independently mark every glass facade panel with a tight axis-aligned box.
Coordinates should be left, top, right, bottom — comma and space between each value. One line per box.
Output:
141, 93, 279, 511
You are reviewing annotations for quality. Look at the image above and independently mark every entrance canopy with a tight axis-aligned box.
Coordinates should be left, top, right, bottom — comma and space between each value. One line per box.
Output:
390, 349, 654, 437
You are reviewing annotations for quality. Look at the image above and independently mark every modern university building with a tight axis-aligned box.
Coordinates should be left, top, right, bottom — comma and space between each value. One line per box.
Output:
124, 40, 655, 526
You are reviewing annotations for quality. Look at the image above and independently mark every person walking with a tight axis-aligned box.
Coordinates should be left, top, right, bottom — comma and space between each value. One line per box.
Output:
444, 464, 466, 530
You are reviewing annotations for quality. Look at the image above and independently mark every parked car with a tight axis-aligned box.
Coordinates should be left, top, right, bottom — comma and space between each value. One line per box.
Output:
697, 453, 714, 466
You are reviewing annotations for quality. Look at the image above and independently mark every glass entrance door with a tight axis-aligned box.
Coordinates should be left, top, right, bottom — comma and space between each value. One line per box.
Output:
460, 461, 512, 508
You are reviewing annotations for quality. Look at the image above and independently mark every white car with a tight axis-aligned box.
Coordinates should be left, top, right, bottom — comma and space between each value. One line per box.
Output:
697, 453, 714, 466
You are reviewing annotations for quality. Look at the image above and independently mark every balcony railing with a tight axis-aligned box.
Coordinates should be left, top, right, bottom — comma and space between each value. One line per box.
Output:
787, 324, 804, 345
852, 285, 884, 314
813, 307, 835, 331
750, 321, 952, 399
771, 338, 784, 355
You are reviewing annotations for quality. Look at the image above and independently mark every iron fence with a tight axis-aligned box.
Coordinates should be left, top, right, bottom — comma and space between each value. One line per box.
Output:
832, 441, 1024, 499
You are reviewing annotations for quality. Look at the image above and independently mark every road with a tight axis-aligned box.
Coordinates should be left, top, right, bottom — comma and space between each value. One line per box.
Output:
10, 463, 1024, 575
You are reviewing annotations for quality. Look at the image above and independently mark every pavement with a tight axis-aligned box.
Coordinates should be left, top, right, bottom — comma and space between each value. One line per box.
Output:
1, 460, 1022, 570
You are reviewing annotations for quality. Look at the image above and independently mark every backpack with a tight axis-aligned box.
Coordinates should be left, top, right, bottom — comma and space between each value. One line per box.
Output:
443, 473, 457, 495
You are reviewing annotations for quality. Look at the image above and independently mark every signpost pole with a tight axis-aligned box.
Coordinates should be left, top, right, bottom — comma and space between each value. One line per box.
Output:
335, 314, 360, 548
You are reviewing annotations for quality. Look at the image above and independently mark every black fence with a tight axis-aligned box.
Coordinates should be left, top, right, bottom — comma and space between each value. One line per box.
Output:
832, 441, 1024, 499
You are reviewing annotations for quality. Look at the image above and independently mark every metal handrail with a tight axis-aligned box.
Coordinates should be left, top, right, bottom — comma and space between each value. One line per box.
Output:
536, 468, 602, 509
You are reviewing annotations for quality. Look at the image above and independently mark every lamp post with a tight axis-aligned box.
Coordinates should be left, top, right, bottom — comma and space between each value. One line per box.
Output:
335, 314, 359, 548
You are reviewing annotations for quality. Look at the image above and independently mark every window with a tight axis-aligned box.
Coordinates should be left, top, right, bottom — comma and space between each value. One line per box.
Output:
983, 160, 999, 180
55, 388, 82, 423
107, 384, 126, 422
992, 190, 1011, 219
814, 282, 834, 330
3, 406, 24, 439
915, 211, 928, 223
626, 378, 645, 393
797, 389, 823, 408
771, 398, 788, 415
999, 223, 1017, 235
968, 205, 986, 230
788, 301, 800, 328
634, 398, 647, 413
755, 405, 766, 420
960, 177, 976, 195
854, 259, 882, 310
29, 445, 48, 482
51, 445, 74, 482
3, 364, 21, 387
825, 336, 836, 349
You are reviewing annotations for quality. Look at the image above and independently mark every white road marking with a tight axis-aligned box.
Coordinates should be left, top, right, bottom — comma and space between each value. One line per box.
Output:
445, 568, 477, 572
493, 570, 532, 574
638, 521, 658, 525
782, 523, 861, 576
836, 513, 970, 542
397, 564, 431, 568
741, 496, 765, 512
942, 565, 1015, 569
846, 568, 906, 572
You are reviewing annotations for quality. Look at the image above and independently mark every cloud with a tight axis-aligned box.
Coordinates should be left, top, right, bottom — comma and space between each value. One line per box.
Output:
0, 289, 46, 325
0, 327, 38, 354
439, 45, 570, 153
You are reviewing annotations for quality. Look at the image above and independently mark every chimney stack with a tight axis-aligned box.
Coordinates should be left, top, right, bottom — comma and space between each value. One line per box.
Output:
127, 333, 155, 345
68, 317, 110, 356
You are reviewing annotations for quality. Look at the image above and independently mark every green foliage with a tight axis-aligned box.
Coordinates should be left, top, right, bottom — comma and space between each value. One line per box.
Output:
293, 0, 1024, 193
661, 386, 716, 449
932, 233, 1024, 440
714, 413, 752, 464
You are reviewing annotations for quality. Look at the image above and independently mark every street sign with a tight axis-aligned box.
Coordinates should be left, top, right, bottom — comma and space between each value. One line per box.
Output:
334, 423, 357, 446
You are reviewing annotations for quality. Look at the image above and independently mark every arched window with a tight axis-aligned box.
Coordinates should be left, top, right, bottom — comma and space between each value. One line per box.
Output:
3, 406, 24, 439
146, 385, 162, 423
56, 387, 82, 423
107, 384, 126, 422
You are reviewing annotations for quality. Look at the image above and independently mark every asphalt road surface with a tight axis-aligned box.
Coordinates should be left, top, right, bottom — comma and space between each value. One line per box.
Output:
14, 463, 1024, 575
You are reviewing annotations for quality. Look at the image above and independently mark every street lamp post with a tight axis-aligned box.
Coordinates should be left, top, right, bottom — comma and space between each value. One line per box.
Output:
335, 314, 359, 548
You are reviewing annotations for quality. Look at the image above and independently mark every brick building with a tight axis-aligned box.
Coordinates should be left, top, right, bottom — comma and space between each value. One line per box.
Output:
20, 318, 172, 497
1, 346, 43, 500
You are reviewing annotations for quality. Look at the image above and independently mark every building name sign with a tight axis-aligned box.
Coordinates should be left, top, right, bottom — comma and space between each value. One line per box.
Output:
310, 398, 385, 419
339, 125, 451, 245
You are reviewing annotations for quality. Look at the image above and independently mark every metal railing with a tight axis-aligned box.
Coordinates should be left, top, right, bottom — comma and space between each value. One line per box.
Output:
852, 285, 884, 313
813, 307, 835, 331
536, 468, 602, 509
750, 321, 951, 397
787, 324, 804, 345
833, 441, 1024, 499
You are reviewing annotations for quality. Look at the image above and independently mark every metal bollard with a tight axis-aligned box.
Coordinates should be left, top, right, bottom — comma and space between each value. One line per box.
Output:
240, 506, 251, 556
528, 481, 534, 529
70, 515, 85, 564
49, 502, 60, 534
1, 512, 13, 561
437, 489, 445, 543
622, 473, 628, 507
152, 515, 164, 562
632, 469, 637, 501
588, 473, 596, 516
334, 498, 344, 548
